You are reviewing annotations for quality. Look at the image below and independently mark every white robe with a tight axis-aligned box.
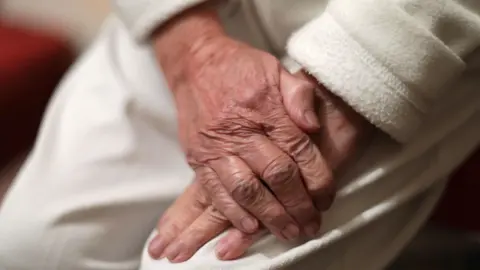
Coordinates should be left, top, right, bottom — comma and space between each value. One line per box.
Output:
114, 0, 480, 143
0, 15, 479, 270
0, 17, 480, 270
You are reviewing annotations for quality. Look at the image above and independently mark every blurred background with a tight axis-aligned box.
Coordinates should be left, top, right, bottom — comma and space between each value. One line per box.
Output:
1, 0, 110, 50
0, 2, 479, 268
0, 1, 111, 198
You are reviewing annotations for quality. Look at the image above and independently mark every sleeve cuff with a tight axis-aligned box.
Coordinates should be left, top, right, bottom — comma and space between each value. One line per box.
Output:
287, 13, 425, 143
113, 0, 209, 42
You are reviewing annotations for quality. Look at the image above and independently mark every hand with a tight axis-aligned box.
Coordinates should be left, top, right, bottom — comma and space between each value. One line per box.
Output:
148, 71, 374, 262
149, 180, 265, 263
153, 4, 333, 245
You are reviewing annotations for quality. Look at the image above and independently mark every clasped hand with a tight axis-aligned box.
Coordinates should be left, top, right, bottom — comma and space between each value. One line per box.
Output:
149, 7, 372, 263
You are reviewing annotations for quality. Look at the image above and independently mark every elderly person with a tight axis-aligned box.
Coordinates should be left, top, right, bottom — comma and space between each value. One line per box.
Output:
1, 0, 480, 269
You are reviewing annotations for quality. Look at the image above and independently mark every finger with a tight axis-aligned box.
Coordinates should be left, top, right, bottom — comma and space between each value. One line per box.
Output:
315, 85, 373, 169
163, 206, 230, 263
264, 110, 335, 212
216, 216, 323, 261
237, 136, 321, 237
196, 165, 259, 234
279, 70, 320, 132
148, 181, 208, 259
210, 156, 300, 240
216, 229, 267, 261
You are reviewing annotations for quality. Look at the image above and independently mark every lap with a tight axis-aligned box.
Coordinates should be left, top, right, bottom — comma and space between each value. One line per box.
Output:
140, 106, 480, 269
1, 14, 479, 270
139, 182, 445, 270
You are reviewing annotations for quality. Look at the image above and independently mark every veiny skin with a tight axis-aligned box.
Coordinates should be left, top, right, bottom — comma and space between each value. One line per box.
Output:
150, 3, 373, 263
173, 37, 335, 239
149, 70, 374, 263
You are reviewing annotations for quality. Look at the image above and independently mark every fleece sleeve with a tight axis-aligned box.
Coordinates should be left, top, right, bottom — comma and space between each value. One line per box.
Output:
287, 0, 480, 143
112, 0, 211, 42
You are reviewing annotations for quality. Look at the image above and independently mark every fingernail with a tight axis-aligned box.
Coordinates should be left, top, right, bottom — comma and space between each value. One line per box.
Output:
241, 217, 258, 233
304, 110, 320, 128
216, 238, 229, 259
304, 221, 321, 238
149, 237, 167, 259
171, 253, 190, 263
165, 243, 183, 263
281, 224, 300, 240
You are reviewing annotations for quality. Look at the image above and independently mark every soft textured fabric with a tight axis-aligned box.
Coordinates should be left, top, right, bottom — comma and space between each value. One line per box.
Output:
112, 0, 209, 41
112, 0, 480, 142
0, 17, 479, 270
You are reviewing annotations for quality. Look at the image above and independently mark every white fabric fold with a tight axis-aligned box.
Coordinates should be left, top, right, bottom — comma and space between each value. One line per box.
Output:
112, 0, 209, 41
287, 0, 480, 142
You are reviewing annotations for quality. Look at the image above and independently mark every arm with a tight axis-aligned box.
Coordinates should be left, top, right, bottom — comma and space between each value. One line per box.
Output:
288, 0, 480, 143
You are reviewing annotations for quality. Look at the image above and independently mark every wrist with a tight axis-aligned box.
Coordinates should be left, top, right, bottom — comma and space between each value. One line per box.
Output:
152, 2, 226, 72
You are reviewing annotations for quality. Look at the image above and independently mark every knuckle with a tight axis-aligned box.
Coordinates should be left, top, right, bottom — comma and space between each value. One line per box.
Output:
233, 83, 281, 112
187, 155, 201, 169
280, 132, 313, 158
198, 172, 228, 201
195, 188, 211, 208
236, 84, 271, 109
188, 180, 211, 207
211, 191, 239, 212
300, 153, 333, 183
202, 117, 263, 145
198, 171, 218, 189
231, 176, 264, 206
228, 171, 246, 183
192, 194, 210, 211
284, 199, 314, 216
206, 206, 229, 223
297, 148, 321, 169
260, 206, 288, 226
160, 222, 182, 239
157, 215, 169, 227
263, 156, 299, 188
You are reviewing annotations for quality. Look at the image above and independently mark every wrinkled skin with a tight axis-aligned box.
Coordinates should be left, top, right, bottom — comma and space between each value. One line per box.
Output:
152, 4, 343, 258
149, 72, 374, 263
160, 34, 336, 246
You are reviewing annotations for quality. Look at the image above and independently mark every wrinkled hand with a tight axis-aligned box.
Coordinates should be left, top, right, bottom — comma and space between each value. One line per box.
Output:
155, 9, 336, 250
171, 37, 333, 240
149, 72, 374, 262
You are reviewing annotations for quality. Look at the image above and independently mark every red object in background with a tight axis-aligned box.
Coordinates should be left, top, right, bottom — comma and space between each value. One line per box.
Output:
432, 148, 480, 232
0, 24, 74, 169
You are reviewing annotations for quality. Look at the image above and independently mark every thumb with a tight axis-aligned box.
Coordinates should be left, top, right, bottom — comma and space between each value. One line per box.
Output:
279, 70, 320, 132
